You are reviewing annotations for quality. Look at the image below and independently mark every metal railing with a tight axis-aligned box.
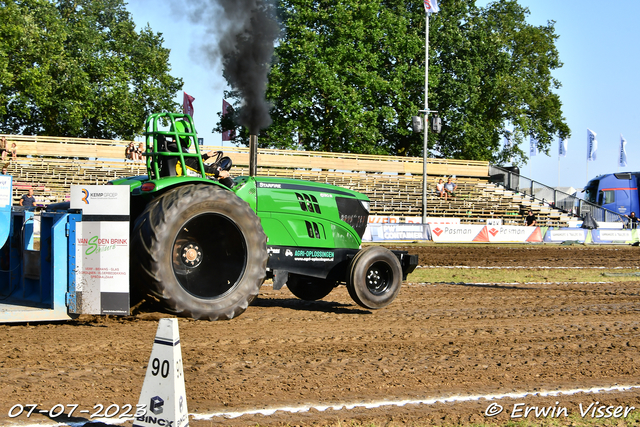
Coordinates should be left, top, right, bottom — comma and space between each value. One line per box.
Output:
489, 165, 628, 226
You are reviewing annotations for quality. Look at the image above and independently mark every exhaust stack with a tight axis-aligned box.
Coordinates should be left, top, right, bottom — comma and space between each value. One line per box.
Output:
249, 134, 258, 177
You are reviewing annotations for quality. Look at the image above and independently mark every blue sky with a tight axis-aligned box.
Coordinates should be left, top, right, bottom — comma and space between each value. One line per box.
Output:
128, 0, 640, 192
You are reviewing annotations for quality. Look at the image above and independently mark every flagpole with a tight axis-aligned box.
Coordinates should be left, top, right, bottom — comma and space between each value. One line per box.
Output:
421, 11, 430, 225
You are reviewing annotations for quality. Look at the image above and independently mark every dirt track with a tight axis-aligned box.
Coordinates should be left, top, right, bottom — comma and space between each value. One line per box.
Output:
1, 244, 640, 426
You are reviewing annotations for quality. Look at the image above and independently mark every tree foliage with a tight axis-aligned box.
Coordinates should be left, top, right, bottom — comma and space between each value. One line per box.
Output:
0, 0, 182, 139
220, 0, 570, 164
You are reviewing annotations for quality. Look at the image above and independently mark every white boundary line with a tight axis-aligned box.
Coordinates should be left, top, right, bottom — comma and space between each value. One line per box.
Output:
191, 384, 640, 421
418, 265, 640, 269
10, 385, 640, 426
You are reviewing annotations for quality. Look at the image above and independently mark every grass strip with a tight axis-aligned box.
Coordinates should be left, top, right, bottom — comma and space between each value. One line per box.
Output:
407, 268, 640, 284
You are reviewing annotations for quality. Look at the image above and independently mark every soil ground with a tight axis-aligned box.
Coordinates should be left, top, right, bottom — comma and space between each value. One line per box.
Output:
1, 244, 640, 427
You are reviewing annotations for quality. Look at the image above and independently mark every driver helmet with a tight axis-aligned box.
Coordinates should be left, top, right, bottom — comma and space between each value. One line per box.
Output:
170, 120, 192, 148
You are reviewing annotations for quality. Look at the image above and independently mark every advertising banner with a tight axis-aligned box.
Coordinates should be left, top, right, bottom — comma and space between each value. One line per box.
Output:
368, 216, 402, 224
74, 221, 129, 314
70, 185, 129, 216
591, 229, 635, 244
71, 185, 130, 315
431, 224, 487, 243
366, 223, 430, 241
544, 228, 588, 243
487, 225, 543, 243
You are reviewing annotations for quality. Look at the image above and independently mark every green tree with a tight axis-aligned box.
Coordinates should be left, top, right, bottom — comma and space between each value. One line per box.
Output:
0, 0, 182, 139
221, 0, 569, 164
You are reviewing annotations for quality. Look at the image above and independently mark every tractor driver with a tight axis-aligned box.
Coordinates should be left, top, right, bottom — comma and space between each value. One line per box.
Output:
166, 120, 233, 187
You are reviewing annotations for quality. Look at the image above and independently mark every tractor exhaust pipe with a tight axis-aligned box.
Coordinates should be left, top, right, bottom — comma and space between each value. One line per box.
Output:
249, 134, 258, 177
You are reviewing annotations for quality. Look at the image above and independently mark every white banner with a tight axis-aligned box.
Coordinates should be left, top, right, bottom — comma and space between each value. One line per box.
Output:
431, 224, 486, 243
546, 229, 587, 242
71, 185, 129, 215
529, 135, 538, 157
559, 136, 568, 157
619, 134, 628, 167
587, 129, 597, 161
487, 225, 541, 243
75, 221, 129, 315
598, 229, 633, 241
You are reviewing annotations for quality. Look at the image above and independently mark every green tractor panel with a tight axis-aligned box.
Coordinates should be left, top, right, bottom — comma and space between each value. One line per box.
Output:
111, 113, 417, 320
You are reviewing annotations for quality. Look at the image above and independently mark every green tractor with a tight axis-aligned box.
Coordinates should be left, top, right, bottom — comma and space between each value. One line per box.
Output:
111, 112, 417, 320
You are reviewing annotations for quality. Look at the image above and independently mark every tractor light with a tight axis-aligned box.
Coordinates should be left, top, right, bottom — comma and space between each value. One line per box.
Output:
141, 182, 156, 192
360, 200, 370, 213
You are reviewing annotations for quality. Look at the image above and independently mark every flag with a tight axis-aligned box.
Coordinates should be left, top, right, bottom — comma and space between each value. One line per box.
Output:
222, 99, 236, 141
183, 92, 195, 117
619, 134, 628, 168
587, 128, 597, 161
558, 136, 568, 157
529, 135, 538, 157
423, 0, 439, 14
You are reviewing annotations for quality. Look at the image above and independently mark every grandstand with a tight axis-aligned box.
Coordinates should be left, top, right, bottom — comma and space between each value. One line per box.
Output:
1, 134, 574, 226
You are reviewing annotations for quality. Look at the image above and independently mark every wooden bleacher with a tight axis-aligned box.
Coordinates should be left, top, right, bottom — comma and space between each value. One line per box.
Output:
0, 134, 572, 226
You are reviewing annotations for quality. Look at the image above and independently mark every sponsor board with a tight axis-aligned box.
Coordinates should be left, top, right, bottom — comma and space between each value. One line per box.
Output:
544, 228, 588, 243
366, 224, 430, 241
71, 185, 130, 315
71, 184, 129, 215
431, 224, 487, 243
368, 216, 401, 224
487, 226, 543, 243
591, 229, 635, 244
74, 221, 129, 315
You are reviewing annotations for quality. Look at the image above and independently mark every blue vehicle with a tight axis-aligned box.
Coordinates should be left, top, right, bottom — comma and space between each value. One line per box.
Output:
584, 172, 640, 216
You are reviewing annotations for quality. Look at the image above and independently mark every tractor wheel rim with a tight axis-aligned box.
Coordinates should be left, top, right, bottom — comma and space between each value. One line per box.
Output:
172, 213, 247, 299
365, 261, 392, 295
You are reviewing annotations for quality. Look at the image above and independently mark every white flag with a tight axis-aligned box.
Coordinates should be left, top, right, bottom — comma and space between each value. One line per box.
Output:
423, 0, 440, 13
558, 136, 568, 157
529, 135, 538, 157
619, 134, 628, 168
587, 129, 597, 161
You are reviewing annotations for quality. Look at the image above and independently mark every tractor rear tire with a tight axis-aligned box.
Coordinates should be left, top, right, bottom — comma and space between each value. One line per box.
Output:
130, 184, 267, 320
347, 246, 402, 310
286, 274, 335, 301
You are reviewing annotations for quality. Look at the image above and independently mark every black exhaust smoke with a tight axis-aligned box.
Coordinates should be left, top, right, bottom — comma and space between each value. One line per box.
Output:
184, 0, 279, 135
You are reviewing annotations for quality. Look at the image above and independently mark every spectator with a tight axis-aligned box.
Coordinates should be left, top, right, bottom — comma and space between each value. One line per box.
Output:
0, 136, 6, 161
525, 209, 537, 226
9, 142, 16, 161
436, 179, 446, 199
444, 177, 457, 198
626, 212, 639, 229
20, 188, 36, 208
137, 142, 145, 161
125, 142, 136, 160
1, 166, 7, 175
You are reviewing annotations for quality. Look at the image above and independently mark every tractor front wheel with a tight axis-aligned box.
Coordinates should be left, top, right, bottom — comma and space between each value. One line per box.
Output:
347, 246, 402, 310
